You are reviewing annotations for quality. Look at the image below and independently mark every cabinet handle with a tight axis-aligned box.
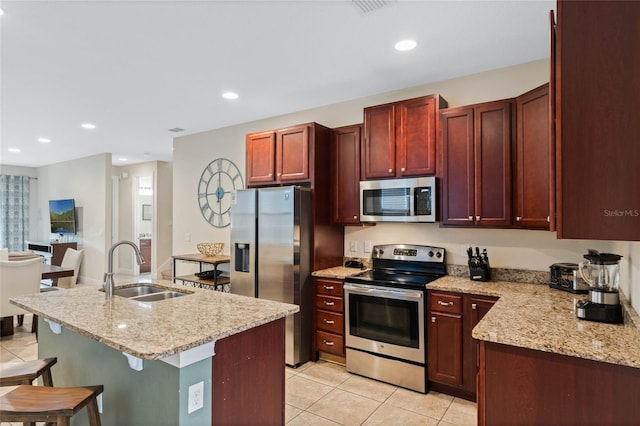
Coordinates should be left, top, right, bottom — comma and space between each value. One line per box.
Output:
353, 215, 358, 220
323, 319, 335, 325
516, 216, 522, 222
476, 215, 480, 221
324, 301, 335, 306
268, 173, 273, 177
388, 168, 393, 174
401, 167, 406, 172
431, 316, 436, 322
468, 216, 473, 221
323, 340, 335, 346
437, 300, 454, 306
323, 285, 334, 290
277, 172, 282, 177
547, 216, 551, 223
472, 303, 477, 310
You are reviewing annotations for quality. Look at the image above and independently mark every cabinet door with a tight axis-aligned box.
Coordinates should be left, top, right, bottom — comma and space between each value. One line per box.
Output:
474, 100, 513, 227
442, 107, 475, 225
362, 103, 395, 179
396, 96, 437, 176
515, 84, 551, 230
556, 0, 640, 241
428, 311, 463, 386
277, 124, 310, 183
246, 131, 276, 186
464, 295, 497, 396
332, 125, 362, 224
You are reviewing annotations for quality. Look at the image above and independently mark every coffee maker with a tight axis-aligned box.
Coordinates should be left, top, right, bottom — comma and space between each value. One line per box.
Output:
575, 249, 623, 324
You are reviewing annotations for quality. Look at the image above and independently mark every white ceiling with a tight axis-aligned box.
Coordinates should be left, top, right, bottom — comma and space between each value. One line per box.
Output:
0, 0, 555, 168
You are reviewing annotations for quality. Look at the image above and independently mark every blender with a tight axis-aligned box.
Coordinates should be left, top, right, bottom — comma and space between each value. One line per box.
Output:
575, 249, 623, 324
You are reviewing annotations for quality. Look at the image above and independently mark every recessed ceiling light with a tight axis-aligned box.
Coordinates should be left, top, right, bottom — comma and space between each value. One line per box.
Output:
8, 148, 21, 153
394, 39, 417, 52
38, 138, 52, 143
118, 157, 128, 162
222, 92, 239, 100
81, 123, 96, 129
0, 9, 4, 16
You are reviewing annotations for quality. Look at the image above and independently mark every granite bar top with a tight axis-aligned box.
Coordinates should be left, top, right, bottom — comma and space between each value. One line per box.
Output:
311, 266, 370, 280
10, 281, 298, 360
428, 276, 640, 369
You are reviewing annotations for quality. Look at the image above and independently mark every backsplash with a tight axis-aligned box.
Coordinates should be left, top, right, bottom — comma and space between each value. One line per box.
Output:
447, 264, 548, 284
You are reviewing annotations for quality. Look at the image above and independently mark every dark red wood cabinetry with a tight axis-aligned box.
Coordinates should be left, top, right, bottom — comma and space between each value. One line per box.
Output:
441, 100, 513, 227
362, 95, 447, 180
331, 125, 362, 225
246, 123, 329, 187
428, 290, 497, 401
515, 84, 552, 230
555, 0, 640, 241
313, 278, 345, 359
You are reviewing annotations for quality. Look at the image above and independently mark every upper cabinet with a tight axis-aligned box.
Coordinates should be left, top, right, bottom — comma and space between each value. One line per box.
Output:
331, 124, 362, 225
362, 95, 448, 180
555, 0, 640, 241
246, 123, 330, 188
514, 83, 553, 230
441, 99, 513, 227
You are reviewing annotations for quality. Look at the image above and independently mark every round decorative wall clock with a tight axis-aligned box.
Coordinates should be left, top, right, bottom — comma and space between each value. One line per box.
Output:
197, 158, 244, 228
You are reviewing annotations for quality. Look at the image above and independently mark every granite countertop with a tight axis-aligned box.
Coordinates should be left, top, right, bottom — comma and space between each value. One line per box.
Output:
10, 281, 298, 360
428, 276, 640, 369
311, 266, 370, 280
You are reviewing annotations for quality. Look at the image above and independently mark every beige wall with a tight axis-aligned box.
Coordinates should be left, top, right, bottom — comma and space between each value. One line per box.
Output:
174, 58, 638, 311
36, 153, 112, 284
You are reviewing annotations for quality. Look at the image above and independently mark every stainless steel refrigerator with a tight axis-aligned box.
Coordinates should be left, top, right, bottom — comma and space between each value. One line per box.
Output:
230, 186, 311, 367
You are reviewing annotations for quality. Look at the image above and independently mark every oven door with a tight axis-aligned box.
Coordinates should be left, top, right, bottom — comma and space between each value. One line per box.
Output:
344, 282, 425, 364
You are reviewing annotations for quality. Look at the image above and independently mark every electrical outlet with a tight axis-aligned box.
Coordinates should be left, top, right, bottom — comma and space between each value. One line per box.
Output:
364, 240, 373, 253
188, 381, 204, 414
350, 240, 358, 252
184, 232, 191, 242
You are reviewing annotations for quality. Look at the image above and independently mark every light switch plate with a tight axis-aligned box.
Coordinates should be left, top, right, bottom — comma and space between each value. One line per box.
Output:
364, 241, 372, 253
350, 240, 358, 252
188, 381, 204, 413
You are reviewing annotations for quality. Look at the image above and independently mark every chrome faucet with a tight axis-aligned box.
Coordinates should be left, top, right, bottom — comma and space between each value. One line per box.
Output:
104, 240, 145, 299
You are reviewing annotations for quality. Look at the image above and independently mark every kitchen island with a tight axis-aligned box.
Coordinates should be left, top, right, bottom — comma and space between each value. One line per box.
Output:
428, 276, 640, 425
11, 281, 299, 426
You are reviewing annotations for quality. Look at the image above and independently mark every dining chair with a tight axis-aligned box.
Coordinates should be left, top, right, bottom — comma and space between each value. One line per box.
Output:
56, 248, 84, 288
0, 257, 43, 336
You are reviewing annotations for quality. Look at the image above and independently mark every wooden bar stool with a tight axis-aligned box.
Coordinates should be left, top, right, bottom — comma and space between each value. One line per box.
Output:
0, 384, 104, 426
0, 357, 57, 386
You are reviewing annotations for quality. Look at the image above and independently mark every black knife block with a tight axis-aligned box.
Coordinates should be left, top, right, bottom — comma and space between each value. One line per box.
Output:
469, 260, 491, 282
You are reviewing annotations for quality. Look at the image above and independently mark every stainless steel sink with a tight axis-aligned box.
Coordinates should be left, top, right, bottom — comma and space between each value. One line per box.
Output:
103, 284, 191, 301
133, 291, 187, 302
114, 285, 165, 298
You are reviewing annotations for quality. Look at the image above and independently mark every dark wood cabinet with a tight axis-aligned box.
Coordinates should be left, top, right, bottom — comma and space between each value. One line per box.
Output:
139, 239, 151, 273
313, 278, 345, 358
441, 100, 513, 227
555, 0, 640, 241
514, 83, 552, 230
246, 123, 330, 187
428, 290, 497, 401
331, 124, 362, 225
428, 291, 463, 387
362, 95, 447, 180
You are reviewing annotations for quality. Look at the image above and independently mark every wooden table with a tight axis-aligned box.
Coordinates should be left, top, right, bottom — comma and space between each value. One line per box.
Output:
172, 253, 230, 291
42, 264, 74, 280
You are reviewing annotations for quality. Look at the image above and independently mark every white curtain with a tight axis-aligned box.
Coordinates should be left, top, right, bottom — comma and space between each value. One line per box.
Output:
0, 175, 30, 251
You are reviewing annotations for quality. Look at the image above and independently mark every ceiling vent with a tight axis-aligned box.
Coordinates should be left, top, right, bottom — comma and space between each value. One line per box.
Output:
168, 127, 185, 133
352, 0, 395, 14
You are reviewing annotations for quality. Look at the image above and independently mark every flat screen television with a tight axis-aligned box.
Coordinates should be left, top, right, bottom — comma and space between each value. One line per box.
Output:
49, 198, 77, 234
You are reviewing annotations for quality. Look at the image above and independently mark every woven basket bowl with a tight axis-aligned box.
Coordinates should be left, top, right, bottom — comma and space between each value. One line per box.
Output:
197, 242, 224, 257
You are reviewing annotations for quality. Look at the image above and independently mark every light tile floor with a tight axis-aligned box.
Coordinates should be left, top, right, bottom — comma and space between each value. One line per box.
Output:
1, 314, 477, 426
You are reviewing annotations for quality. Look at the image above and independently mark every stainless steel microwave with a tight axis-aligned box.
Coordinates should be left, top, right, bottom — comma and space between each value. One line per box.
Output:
360, 177, 436, 223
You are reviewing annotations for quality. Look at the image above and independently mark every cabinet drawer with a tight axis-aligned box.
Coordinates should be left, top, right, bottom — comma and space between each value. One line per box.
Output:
316, 330, 344, 356
316, 279, 343, 297
429, 292, 463, 314
316, 310, 343, 335
316, 295, 343, 313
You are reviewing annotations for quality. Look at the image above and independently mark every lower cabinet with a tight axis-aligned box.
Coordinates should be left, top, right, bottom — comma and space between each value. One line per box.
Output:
313, 278, 345, 358
427, 290, 497, 400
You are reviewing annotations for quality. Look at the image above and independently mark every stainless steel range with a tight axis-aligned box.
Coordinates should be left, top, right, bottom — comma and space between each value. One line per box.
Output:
344, 244, 446, 393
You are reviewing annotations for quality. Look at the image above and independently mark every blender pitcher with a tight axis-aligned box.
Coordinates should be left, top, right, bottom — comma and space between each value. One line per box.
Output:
578, 249, 622, 292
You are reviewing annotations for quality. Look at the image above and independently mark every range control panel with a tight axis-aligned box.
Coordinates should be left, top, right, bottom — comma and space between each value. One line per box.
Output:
372, 244, 445, 263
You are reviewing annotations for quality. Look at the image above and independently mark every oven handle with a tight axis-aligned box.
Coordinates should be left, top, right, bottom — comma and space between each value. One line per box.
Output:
343, 283, 423, 299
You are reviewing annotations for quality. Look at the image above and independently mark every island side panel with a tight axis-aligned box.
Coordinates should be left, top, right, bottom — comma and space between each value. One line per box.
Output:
37, 318, 212, 426
479, 341, 640, 425
212, 317, 285, 425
